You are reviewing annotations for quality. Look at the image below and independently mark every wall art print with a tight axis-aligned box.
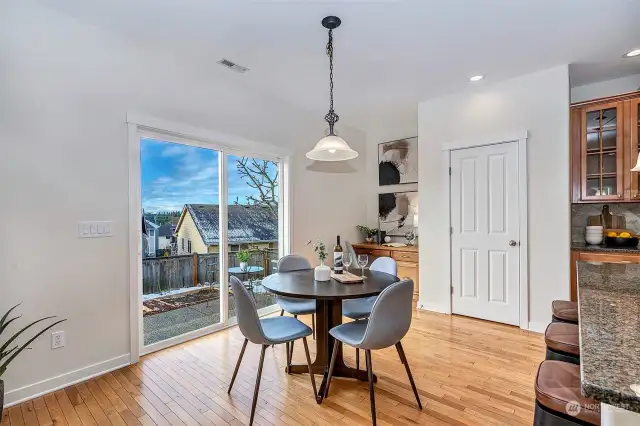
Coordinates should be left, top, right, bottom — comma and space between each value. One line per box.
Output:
378, 191, 418, 237
378, 137, 418, 186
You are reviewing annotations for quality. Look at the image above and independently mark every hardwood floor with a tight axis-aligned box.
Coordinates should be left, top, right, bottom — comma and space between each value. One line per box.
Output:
2, 310, 544, 426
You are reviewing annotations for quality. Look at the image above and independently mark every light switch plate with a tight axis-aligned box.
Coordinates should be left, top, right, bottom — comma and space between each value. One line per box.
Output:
78, 221, 113, 238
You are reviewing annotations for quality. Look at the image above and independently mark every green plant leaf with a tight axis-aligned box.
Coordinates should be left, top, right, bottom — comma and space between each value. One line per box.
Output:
0, 315, 22, 335
0, 303, 21, 331
0, 316, 56, 355
0, 345, 18, 362
0, 319, 66, 378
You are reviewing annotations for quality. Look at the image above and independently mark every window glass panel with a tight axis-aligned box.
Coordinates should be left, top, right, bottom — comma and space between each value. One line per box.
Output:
602, 177, 617, 196
602, 129, 617, 149
602, 152, 617, 175
586, 154, 600, 176
140, 138, 221, 346
227, 155, 280, 323
586, 132, 600, 151
586, 178, 600, 197
601, 108, 617, 130
586, 111, 600, 132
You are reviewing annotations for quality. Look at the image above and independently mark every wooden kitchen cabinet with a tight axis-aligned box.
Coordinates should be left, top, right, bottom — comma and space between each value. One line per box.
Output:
571, 92, 640, 203
570, 250, 640, 301
352, 243, 419, 303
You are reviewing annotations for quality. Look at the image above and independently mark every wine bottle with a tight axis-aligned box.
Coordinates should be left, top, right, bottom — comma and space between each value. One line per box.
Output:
334, 235, 343, 274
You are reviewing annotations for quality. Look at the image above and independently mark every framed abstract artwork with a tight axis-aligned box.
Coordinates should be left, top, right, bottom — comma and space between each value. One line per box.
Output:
378, 191, 418, 237
378, 137, 418, 186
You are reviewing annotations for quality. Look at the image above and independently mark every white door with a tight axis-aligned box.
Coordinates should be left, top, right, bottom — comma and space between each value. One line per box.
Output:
450, 142, 520, 325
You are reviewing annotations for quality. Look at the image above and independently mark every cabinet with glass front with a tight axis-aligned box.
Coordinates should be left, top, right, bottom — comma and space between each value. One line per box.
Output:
571, 92, 640, 203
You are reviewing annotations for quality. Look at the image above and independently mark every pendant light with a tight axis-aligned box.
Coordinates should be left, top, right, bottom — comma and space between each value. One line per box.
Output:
306, 16, 358, 162
632, 153, 640, 172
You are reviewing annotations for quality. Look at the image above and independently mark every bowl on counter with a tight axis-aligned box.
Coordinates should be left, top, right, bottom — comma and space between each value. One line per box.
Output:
604, 236, 639, 247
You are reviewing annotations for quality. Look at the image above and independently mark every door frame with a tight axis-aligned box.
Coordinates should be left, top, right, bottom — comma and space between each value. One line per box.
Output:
127, 112, 292, 362
442, 130, 529, 330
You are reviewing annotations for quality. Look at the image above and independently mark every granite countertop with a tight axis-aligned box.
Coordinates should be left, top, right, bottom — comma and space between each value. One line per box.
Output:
572, 242, 640, 254
577, 261, 640, 413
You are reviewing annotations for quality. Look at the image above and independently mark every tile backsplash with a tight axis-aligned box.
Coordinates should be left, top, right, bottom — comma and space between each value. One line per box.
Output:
571, 203, 640, 243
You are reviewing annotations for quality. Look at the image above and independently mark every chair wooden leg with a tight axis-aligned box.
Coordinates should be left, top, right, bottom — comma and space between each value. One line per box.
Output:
288, 340, 294, 372
249, 345, 267, 426
356, 348, 360, 370
395, 341, 422, 410
365, 350, 376, 426
302, 337, 317, 398
285, 342, 290, 373
312, 314, 316, 340
280, 309, 284, 316
228, 338, 248, 393
324, 340, 340, 399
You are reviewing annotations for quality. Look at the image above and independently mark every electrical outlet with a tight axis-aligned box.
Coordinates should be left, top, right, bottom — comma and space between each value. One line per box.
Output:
51, 331, 65, 349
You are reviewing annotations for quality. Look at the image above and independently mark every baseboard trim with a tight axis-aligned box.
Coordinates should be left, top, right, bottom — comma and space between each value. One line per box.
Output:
417, 300, 450, 314
527, 320, 549, 334
4, 353, 131, 407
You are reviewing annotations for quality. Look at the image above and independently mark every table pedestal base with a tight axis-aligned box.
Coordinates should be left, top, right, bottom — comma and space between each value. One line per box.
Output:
284, 299, 376, 403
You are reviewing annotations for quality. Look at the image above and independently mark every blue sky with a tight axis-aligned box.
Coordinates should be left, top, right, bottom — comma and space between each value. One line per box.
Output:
141, 138, 278, 213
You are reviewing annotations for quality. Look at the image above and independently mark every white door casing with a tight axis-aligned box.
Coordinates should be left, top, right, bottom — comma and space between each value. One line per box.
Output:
450, 141, 520, 325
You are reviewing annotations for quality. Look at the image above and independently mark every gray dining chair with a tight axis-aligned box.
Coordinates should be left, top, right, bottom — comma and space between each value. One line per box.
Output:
228, 276, 316, 426
275, 255, 316, 363
342, 256, 397, 369
325, 279, 421, 426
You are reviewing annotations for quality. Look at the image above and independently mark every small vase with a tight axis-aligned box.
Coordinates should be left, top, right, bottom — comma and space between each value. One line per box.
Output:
240, 262, 248, 272
314, 261, 331, 281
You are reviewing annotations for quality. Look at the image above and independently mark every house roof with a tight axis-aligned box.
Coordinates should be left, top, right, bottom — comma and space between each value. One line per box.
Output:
177, 204, 278, 245
145, 219, 160, 230
157, 223, 174, 237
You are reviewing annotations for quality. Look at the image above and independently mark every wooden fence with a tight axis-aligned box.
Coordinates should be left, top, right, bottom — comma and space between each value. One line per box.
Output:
142, 249, 279, 295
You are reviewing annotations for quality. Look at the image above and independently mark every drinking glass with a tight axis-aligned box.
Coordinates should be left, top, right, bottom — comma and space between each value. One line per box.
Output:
343, 253, 353, 273
357, 254, 368, 278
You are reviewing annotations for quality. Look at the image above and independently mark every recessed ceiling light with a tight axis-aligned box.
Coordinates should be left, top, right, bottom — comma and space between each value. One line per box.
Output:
469, 75, 484, 82
623, 48, 640, 58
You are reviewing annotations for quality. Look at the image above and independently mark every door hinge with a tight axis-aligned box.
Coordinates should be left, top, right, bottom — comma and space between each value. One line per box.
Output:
451, 286, 454, 295
450, 226, 453, 235
449, 167, 452, 175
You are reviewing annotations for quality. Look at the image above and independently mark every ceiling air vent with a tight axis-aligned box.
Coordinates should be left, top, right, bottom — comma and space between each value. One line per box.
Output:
217, 58, 249, 73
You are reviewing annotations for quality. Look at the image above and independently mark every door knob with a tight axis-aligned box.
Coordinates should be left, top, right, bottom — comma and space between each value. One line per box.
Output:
509, 240, 517, 247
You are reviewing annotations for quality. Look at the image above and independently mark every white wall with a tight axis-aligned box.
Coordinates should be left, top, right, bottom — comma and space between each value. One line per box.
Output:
417, 65, 571, 330
0, 1, 366, 404
571, 74, 640, 103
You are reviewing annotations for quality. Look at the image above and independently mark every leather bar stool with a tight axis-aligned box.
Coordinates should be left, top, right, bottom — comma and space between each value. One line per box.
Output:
545, 323, 580, 365
534, 360, 600, 426
552, 300, 578, 324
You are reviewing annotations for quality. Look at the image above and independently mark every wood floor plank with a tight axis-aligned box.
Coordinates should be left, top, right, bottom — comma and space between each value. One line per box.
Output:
31, 398, 53, 426
20, 401, 39, 426
8, 406, 26, 426
43, 394, 68, 426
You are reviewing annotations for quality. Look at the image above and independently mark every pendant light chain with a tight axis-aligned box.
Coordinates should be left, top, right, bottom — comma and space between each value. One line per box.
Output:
324, 28, 339, 135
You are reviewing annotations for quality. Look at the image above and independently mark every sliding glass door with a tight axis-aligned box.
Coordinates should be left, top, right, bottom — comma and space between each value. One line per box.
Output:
226, 154, 280, 323
137, 133, 283, 353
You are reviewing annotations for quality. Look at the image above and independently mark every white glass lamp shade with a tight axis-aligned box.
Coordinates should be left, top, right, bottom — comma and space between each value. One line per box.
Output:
632, 153, 640, 172
306, 135, 358, 161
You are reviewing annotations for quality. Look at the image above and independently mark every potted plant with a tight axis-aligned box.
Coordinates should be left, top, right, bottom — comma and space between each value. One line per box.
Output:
307, 240, 330, 281
0, 304, 66, 419
237, 249, 250, 272
357, 225, 379, 244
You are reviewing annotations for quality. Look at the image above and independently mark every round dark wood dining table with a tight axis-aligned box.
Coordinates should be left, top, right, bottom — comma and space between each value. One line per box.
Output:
261, 268, 399, 403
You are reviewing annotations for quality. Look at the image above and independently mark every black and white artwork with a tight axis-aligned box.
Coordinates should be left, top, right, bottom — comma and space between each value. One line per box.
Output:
378, 191, 418, 237
378, 137, 418, 186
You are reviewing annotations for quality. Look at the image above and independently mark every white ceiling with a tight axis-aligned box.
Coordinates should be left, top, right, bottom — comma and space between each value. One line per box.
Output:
45, 0, 640, 130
